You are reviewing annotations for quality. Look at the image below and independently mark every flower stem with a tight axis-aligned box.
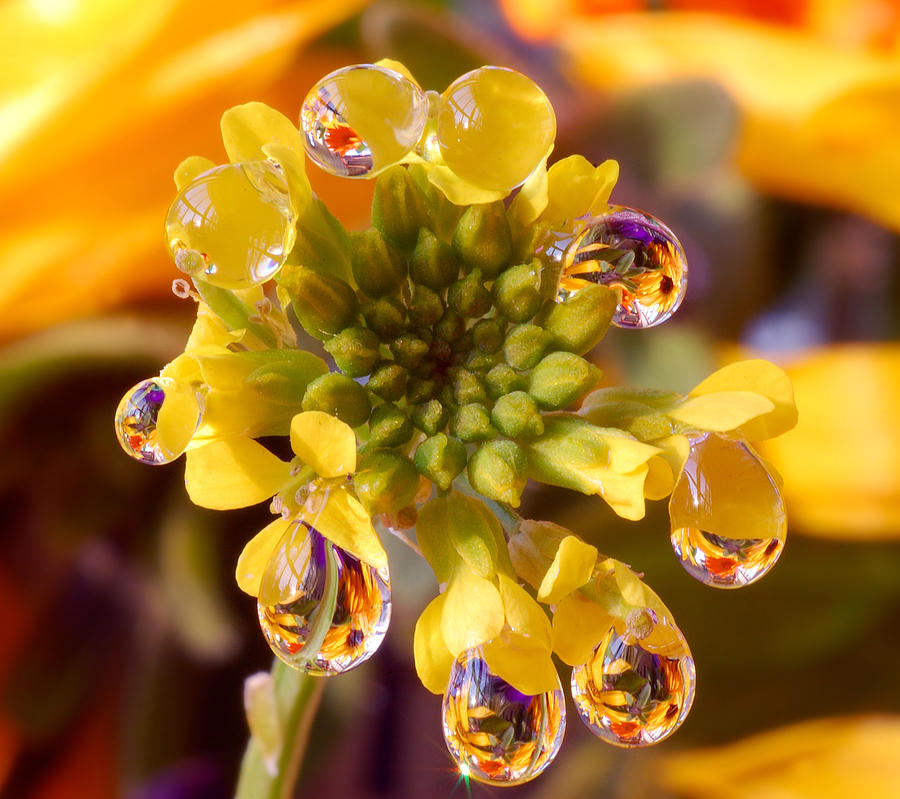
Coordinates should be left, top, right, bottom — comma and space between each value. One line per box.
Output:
234, 660, 325, 799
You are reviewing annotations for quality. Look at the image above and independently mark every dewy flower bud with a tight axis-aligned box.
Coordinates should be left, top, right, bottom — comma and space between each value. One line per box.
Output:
528, 352, 602, 410
354, 449, 419, 515
368, 402, 413, 447
367, 362, 408, 401
414, 433, 468, 491
485, 363, 526, 400
301, 373, 371, 427
493, 260, 542, 322
467, 440, 527, 507
452, 201, 513, 278
448, 269, 492, 318
543, 284, 617, 355
372, 165, 427, 249
503, 323, 552, 371
409, 228, 459, 289
324, 326, 380, 377
491, 391, 544, 438
408, 284, 444, 326
351, 229, 407, 297
450, 403, 496, 442
279, 266, 357, 339
362, 296, 406, 339
412, 399, 449, 435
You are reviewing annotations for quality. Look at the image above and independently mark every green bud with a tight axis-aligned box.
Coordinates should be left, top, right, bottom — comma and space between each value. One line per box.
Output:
435, 309, 465, 343
367, 362, 408, 401
464, 350, 498, 373
528, 351, 602, 410
406, 377, 437, 405
350, 229, 407, 297
280, 266, 357, 339
409, 227, 459, 289
472, 318, 504, 354
412, 399, 448, 435
503, 323, 552, 371
450, 403, 496, 442
452, 201, 513, 278
372, 165, 427, 249
452, 368, 488, 406
408, 163, 464, 240
301, 373, 370, 427
447, 269, 491, 318
491, 391, 544, 438
286, 196, 353, 284
467, 440, 527, 507
414, 434, 467, 492
485, 363, 526, 400
543, 284, 617, 355
492, 260, 542, 322
362, 296, 406, 339
389, 334, 429, 369
368, 402, 413, 447
353, 449, 419, 515
243, 351, 329, 406
324, 326, 380, 377
407, 284, 444, 326
580, 397, 674, 442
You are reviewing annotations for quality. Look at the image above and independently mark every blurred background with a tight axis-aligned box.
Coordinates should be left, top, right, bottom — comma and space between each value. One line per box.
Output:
2, 0, 900, 797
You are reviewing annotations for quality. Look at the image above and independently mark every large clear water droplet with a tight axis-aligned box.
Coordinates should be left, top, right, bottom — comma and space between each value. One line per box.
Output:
258, 523, 390, 675
571, 623, 695, 747
300, 64, 428, 178
557, 206, 687, 328
442, 647, 565, 786
669, 433, 786, 588
165, 161, 296, 289
114, 377, 202, 465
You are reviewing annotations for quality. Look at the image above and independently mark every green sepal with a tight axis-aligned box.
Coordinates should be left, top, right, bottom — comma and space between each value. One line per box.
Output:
450, 403, 496, 442
412, 399, 449, 435
452, 201, 513, 278
485, 363, 526, 400
543, 284, 617, 355
447, 269, 491, 318
409, 227, 459, 289
503, 323, 552, 371
408, 284, 445, 326
467, 440, 528, 507
245, 351, 330, 405
279, 266, 357, 340
580, 397, 675, 441
324, 326, 380, 377
350, 229, 407, 297
362, 296, 406, 339
491, 391, 544, 438
414, 433, 467, 491
301, 373, 371, 427
408, 163, 464, 240
419, 492, 501, 580
368, 402, 413, 447
353, 449, 419, 515
493, 260, 542, 322
372, 165, 427, 250
528, 351, 603, 410
522, 415, 608, 494
415, 496, 456, 583
286, 196, 353, 284
367, 362, 408, 401
191, 279, 278, 349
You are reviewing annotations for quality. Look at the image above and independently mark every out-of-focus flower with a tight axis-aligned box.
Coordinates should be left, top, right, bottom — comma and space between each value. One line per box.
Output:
499, 0, 900, 232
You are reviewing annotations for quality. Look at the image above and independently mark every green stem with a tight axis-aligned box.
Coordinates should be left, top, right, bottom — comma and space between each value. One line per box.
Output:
234, 660, 325, 799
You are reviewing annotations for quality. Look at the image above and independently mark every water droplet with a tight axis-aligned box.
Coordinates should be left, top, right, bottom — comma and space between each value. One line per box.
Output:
114, 377, 202, 465
258, 523, 390, 675
442, 648, 565, 786
165, 161, 296, 289
669, 433, 786, 588
556, 206, 687, 328
571, 623, 695, 747
300, 64, 428, 177
437, 66, 556, 192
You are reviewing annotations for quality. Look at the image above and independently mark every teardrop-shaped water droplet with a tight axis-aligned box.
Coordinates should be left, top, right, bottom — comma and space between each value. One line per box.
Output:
571, 623, 695, 747
115, 377, 202, 465
258, 523, 390, 675
555, 206, 687, 328
165, 161, 296, 289
442, 647, 565, 786
300, 64, 428, 178
669, 433, 786, 588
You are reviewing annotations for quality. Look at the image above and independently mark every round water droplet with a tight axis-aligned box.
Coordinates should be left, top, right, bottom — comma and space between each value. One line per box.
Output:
571, 624, 695, 747
557, 206, 687, 328
165, 161, 296, 289
669, 432, 786, 588
258, 523, 390, 675
442, 647, 565, 786
300, 64, 428, 177
437, 66, 556, 193
115, 377, 203, 465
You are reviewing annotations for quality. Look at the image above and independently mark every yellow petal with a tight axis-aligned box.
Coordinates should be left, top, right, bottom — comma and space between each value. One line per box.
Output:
290, 411, 357, 478
497, 574, 551, 646
185, 437, 289, 510
221, 101, 306, 165
262, 140, 312, 215
235, 517, 293, 597
155, 379, 203, 459
551, 592, 616, 666
537, 535, 598, 605
541, 155, 619, 223
425, 164, 507, 206
373, 58, 420, 87
509, 155, 549, 226
668, 390, 775, 432
413, 593, 454, 695
689, 359, 798, 439
441, 566, 504, 656
644, 454, 676, 501
304, 487, 387, 571
483, 632, 559, 695
174, 155, 216, 191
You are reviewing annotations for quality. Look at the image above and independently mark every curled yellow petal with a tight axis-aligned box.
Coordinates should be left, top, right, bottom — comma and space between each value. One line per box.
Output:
221, 101, 305, 166
425, 164, 507, 206
498, 574, 551, 646
542, 155, 619, 223
483, 632, 559, 695
509, 155, 549, 226
414, 593, 454, 695
304, 487, 387, 571
440, 566, 504, 656
235, 517, 293, 597
290, 410, 357, 478
174, 155, 216, 190
668, 390, 775, 432
537, 535, 598, 605
551, 592, 616, 667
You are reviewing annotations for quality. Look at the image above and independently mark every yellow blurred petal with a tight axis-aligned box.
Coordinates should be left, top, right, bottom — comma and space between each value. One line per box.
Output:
304, 487, 387, 571
542, 155, 619, 223
659, 715, 900, 799
289, 411, 357, 478
483, 632, 559, 695
551, 592, 616, 666
185, 437, 289, 510
537, 535, 598, 605
373, 58, 420, 87
235, 517, 293, 597
668, 391, 775, 432
414, 593, 454, 695
221, 101, 304, 163
690, 359, 798, 439
441, 566, 504, 656
497, 574, 551, 646
425, 164, 507, 206
174, 155, 216, 190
